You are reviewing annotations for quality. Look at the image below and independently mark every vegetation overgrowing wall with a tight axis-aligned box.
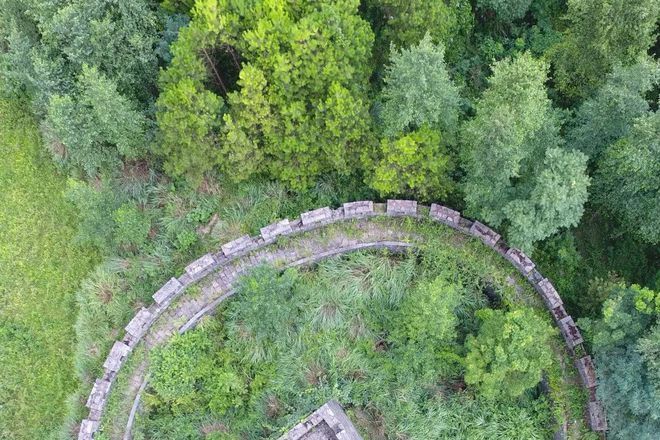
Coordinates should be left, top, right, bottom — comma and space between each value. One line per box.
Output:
79, 200, 606, 440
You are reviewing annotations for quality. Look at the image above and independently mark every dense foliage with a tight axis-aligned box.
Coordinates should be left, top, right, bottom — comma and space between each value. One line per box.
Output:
461, 53, 589, 250
140, 251, 579, 438
580, 282, 660, 439
0, 0, 658, 437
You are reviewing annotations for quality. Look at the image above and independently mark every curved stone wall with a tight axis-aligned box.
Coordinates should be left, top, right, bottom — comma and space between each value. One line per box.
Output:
78, 200, 607, 439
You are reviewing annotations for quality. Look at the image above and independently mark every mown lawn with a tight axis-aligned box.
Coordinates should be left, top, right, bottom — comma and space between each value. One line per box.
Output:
0, 98, 96, 439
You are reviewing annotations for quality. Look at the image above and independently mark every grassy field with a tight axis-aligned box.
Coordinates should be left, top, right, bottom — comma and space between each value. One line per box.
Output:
0, 98, 96, 439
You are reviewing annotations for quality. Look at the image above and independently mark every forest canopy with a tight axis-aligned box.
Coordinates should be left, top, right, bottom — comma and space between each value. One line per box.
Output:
0, 0, 659, 439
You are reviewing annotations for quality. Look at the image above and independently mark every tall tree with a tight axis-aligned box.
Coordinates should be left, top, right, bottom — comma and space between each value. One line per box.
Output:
476, 0, 533, 23
567, 58, 660, 159
550, 0, 660, 100
579, 282, 660, 439
465, 307, 555, 400
156, 77, 224, 184
379, 34, 461, 138
45, 66, 147, 177
377, 0, 473, 62
159, 0, 375, 189
593, 111, 660, 244
461, 53, 589, 251
367, 125, 454, 199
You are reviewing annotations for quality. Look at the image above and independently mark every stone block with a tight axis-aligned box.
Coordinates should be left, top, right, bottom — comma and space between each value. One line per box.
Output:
343, 200, 374, 217
469, 221, 501, 246
221, 235, 256, 256
184, 253, 217, 276
86, 379, 111, 411
152, 277, 183, 304
505, 248, 536, 274
575, 356, 597, 388
78, 419, 99, 440
279, 400, 362, 440
429, 203, 460, 225
103, 341, 130, 372
551, 304, 567, 321
260, 219, 293, 241
124, 307, 152, 338
300, 206, 333, 225
587, 400, 607, 431
537, 278, 563, 309
558, 315, 583, 348
386, 199, 417, 215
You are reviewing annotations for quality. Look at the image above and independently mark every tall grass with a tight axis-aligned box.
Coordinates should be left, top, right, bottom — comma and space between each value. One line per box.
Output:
138, 246, 578, 439
0, 98, 97, 439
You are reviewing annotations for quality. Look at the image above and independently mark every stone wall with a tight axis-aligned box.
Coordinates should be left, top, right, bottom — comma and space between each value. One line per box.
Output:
78, 200, 606, 439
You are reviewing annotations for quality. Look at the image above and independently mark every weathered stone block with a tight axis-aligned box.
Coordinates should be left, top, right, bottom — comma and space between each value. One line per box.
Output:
469, 221, 501, 246
124, 307, 152, 338
86, 379, 111, 411
505, 248, 535, 274
152, 277, 183, 304
260, 219, 292, 241
429, 203, 460, 225
78, 419, 99, 440
537, 278, 563, 309
343, 200, 374, 217
280, 400, 362, 440
221, 235, 256, 256
300, 206, 333, 225
103, 341, 130, 372
558, 315, 583, 348
184, 253, 217, 276
386, 199, 417, 215
587, 400, 607, 431
551, 304, 567, 321
575, 356, 597, 388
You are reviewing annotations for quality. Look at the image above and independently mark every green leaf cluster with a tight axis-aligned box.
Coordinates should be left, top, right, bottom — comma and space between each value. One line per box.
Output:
462, 53, 589, 251
579, 283, 660, 439
465, 307, 556, 400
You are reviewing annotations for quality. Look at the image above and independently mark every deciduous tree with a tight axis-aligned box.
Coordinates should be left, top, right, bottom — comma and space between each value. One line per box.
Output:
465, 307, 555, 399
379, 34, 461, 138
550, 0, 660, 100
593, 111, 660, 244
476, 0, 533, 23
579, 283, 660, 439
462, 53, 589, 250
368, 126, 454, 199
567, 58, 660, 159
45, 65, 147, 177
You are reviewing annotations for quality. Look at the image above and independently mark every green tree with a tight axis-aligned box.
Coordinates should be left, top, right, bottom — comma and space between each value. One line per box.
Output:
579, 283, 660, 439
477, 0, 533, 22
390, 275, 463, 383
368, 126, 454, 199
379, 34, 461, 138
156, 77, 224, 184
377, 0, 473, 61
160, 0, 375, 189
593, 111, 660, 244
550, 0, 660, 100
462, 53, 589, 250
45, 65, 147, 176
465, 307, 555, 400
567, 58, 660, 159
149, 323, 247, 416
503, 147, 590, 248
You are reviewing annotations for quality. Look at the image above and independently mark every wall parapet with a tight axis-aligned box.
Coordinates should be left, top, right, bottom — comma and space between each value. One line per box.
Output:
78, 200, 606, 439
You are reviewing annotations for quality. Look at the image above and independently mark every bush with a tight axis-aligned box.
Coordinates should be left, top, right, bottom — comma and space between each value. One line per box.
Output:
465, 307, 556, 400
